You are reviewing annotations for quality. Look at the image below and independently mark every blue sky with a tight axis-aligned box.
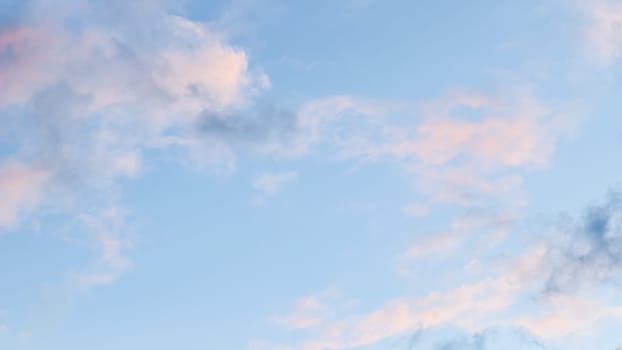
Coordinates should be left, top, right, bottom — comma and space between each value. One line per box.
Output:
1, 0, 622, 349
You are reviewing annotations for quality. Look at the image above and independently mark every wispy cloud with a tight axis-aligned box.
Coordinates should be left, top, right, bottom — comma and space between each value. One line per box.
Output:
69, 207, 133, 290
517, 293, 622, 339
0, 162, 48, 228
273, 289, 353, 330
431, 328, 544, 350
264, 206, 622, 350
264, 264, 536, 350
399, 210, 517, 264
253, 171, 298, 196
327, 88, 574, 210
581, 0, 622, 66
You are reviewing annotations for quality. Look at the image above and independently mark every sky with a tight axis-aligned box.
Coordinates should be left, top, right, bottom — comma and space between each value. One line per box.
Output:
1, 0, 622, 349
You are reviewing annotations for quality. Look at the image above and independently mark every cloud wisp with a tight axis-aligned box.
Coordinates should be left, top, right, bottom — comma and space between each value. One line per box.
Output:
253, 171, 298, 196
581, 0, 622, 66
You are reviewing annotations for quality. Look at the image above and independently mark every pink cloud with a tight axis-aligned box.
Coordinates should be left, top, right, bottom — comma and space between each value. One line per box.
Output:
0, 162, 48, 228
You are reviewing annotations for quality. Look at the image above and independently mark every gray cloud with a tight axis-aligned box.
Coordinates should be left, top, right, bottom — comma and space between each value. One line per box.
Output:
198, 102, 299, 151
544, 191, 622, 294
395, 327, 545, 350
432, 328, 544, 350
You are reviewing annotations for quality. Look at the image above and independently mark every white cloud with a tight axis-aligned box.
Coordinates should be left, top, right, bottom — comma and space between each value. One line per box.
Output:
253, 171, 298, 195
70, 208, 133, 290
286, 95, 401, 157
581, 0, 622, 65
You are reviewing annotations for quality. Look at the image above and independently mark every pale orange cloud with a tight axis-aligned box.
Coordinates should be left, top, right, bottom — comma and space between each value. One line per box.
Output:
326, 89, 572, 210
517, 294, 622, 338
274, 289, 355, 330
265, 245, 608, 350
0, 25, 64, 106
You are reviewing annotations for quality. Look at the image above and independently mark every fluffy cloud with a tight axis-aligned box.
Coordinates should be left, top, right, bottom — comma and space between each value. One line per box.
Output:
0, 0, 272, 295
0, 0, 268, 229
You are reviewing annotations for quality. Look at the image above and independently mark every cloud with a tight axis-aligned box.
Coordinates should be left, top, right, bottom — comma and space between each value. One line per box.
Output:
251, 88, 576, 350
278, 296, 324, 329
196, 95, 399, 162
404, 90, 568, 207
341, 89, 559, 168
400, 230, 464, 262
0, 0, 273, 298
581, 0, 622, 65
181, 87, 568, 212
542, 191, 622, 294
398, 210, 517, 265
273, 289, 353, 330
69, 207, 133, 290
265, 238, 622, 349
430, 328, 544, 350
268, 275, 525, 350
198, 103, 300, 156
0, 162, 48, 228
253, 171, 298, 195
392, 191, 622, 341
334, 88, 573, 209
517, 294, 622, 339
0, 0, 268, 225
